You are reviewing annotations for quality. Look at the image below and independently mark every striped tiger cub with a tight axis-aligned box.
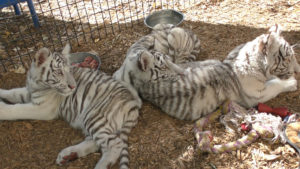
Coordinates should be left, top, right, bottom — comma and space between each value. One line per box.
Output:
151, 23, 201, 63
114, 24, 300, 121
114, 24, 200, 86
0, 44, 142, 169
114, 24, 201, 84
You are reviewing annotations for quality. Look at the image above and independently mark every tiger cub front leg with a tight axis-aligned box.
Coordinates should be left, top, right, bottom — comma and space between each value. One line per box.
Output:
56, 136, 99, 165
0, 102, 58, 120
259, 76, 298, 103
164, 58, 187, 75
0, 87, 30, 104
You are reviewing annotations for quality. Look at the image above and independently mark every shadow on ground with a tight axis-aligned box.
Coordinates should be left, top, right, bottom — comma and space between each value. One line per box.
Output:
0, 8, 300, 169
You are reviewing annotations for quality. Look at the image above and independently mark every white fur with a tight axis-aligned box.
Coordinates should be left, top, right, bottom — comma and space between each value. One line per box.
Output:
0, 45, 141, 169
114, 25, 299, 121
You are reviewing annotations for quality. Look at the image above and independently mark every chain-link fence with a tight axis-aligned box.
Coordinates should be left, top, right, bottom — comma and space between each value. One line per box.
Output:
0, 0, 200, 72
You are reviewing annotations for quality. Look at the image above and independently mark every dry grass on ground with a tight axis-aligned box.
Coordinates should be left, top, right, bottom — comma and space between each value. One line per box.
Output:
0, 0, 300, 169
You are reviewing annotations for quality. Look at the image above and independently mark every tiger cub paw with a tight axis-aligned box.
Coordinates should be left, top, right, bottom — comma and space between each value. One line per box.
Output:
56, 148, 78, 165
284, 76, 298, 92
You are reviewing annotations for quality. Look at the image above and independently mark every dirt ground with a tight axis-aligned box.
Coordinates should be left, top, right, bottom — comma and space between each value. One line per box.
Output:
0, 0, 300, 169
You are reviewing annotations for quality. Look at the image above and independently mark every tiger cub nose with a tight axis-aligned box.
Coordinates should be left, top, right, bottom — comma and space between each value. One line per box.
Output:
68, 85, 75, 89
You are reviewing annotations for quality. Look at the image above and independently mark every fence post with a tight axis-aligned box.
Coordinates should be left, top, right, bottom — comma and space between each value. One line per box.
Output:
26, 0, 39, 28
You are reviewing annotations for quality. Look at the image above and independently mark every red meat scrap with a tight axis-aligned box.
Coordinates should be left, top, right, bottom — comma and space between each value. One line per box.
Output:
71, 56, 99, 70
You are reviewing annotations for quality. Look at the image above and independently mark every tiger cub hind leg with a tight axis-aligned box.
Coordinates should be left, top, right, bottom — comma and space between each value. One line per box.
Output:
95, 136, 129, 169
92, 109, 138, 169
56, 136, 99, 165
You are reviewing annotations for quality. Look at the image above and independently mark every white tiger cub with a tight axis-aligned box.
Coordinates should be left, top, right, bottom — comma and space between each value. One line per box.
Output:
0, 44, 142, 169
151, 24, 201, 63
114, 24, 201, 83
113, 24, 299, 121
225, 24, 300, 106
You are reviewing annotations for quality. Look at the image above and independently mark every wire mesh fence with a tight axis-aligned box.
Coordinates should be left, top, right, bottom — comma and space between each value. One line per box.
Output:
0, 0, 199, 72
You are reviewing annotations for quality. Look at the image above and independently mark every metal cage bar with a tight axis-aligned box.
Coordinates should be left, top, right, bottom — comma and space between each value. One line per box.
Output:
0, 0, 199, 72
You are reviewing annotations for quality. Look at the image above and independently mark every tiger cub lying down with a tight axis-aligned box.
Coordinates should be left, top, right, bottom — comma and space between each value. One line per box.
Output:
114, 24, 300, 121
0, 44, 142, 169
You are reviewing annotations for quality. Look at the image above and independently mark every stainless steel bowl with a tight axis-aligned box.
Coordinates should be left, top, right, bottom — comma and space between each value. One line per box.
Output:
144, 9, 184, 29
69, 52, 101, 70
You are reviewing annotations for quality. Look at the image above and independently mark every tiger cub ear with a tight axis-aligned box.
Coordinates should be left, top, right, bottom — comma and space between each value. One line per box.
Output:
34, 48, 50, 67
259, 25, 282, 55
138, 51, 153, 72
268, 24, 282, 36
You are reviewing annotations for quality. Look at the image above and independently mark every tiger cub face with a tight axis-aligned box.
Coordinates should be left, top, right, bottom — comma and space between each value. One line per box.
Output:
30, 44, 76, 96
137, 50, 172, 80
261, 25, 300, 79
114, 50, 174, 86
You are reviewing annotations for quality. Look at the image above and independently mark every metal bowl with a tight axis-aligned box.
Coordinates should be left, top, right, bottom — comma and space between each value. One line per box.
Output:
69, 52, 101, 70
144, 9, 184, 29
